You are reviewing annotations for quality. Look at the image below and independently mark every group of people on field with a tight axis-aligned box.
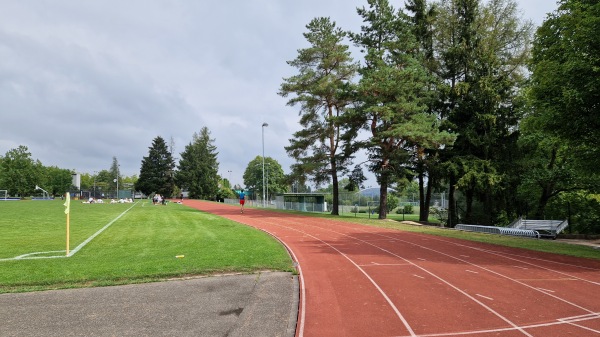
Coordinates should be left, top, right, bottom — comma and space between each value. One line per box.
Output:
152, 194, 166, 205
84, 197, 133, 204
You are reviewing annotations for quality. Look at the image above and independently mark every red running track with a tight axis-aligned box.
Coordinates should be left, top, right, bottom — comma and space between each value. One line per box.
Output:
184, 201, 600, 337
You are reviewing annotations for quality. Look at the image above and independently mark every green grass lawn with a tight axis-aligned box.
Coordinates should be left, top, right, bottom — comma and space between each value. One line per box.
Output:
0, 200, 292, 293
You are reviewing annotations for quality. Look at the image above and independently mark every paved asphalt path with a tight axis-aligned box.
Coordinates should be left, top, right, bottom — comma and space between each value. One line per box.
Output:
1, 272, 298, 337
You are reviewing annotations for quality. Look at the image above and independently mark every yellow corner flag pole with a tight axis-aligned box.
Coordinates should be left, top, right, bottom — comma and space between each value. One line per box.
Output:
64, 192, 71, 256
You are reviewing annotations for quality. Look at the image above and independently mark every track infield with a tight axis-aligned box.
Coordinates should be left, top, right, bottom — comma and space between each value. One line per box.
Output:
185, 200, 600, 337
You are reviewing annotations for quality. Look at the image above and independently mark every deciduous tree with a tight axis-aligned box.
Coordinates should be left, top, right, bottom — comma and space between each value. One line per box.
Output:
529, 0, 600, 175
435, 0, 532, 225
243, 156, 286, 201
0, 145, 42, 197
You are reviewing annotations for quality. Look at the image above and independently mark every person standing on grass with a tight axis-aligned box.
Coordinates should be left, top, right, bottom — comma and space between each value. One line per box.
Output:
239, 189, 246, 213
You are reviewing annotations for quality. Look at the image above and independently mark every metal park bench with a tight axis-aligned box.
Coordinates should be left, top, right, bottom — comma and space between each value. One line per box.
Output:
455, 224, 540, 239
508, 217, 569, 239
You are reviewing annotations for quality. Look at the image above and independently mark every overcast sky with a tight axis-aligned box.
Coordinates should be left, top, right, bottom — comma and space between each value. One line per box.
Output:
0, 0, 558, 189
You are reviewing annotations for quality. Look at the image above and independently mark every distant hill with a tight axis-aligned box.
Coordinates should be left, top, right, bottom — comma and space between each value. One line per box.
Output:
358, 187, 395, 198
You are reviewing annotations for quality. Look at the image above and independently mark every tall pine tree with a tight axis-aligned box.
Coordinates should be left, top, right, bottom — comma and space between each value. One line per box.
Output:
279, 17, 358, 215
350, 0, 439, 219
176, 127, 219, 200
135, 136, 175, 197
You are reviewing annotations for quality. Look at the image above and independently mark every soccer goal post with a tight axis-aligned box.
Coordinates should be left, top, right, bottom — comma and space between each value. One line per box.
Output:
0, 190, 7, 200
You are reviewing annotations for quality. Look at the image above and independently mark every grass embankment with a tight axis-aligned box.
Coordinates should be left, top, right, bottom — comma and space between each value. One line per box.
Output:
0, 200, 292, 293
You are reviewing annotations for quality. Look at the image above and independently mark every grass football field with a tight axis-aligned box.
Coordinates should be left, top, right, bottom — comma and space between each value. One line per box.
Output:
0, 199, 293, 293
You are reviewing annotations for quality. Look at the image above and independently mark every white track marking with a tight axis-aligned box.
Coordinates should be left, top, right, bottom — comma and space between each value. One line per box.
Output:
309, 233, 418, 336
349, 236, 535, 336
370, 234, 600, 316
425, 236, 600, 284
389, 238, 600, 314
394, 313, 600, 337
254, 218, 528, 337
286, 217, 599, 313
240, 216, 417, 337
228, 210, 599, 337
476, 294, 494, 301
359, 262, 409, 267
259, 217, 600, 336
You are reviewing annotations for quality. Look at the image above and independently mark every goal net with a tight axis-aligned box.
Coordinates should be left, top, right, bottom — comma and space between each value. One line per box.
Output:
0, 190, 7, 200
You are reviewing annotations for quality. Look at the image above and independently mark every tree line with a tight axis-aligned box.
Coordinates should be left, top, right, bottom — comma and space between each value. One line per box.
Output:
0, 145, 136, 198
135, 127, 291, 202
280, 0, 599, 233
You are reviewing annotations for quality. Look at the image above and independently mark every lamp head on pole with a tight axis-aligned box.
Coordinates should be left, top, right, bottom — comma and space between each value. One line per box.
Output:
262, 122, 268, 127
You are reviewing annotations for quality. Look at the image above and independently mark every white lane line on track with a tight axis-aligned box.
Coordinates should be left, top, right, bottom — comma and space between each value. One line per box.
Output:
256, 218, 531, 337
426, 236, 600, 285
349, 240, 535, 336
247, 218, 418, 337
267, 218, 600, 337
559, 313, 600, 334
537, 287, 555, 293
305, 232, 418, 336
395, 312, 600, 337
476, 294, 494, 301
385, 237, 599, 316
465, 270, 479, 274
241, 214, 598, 337
387, 238, 600, 315
359, 262, 409, 267
291, 218, 599, 316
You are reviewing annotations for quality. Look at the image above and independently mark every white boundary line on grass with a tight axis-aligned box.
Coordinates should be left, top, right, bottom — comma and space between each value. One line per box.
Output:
67, 202, 137, 257
0, 203, 138, 262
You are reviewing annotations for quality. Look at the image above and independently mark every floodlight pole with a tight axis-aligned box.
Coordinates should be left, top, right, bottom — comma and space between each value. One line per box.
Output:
262, 122, 268, 207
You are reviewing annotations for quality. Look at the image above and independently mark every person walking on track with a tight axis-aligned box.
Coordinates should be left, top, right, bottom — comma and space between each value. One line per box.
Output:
239, 189, 246, 213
